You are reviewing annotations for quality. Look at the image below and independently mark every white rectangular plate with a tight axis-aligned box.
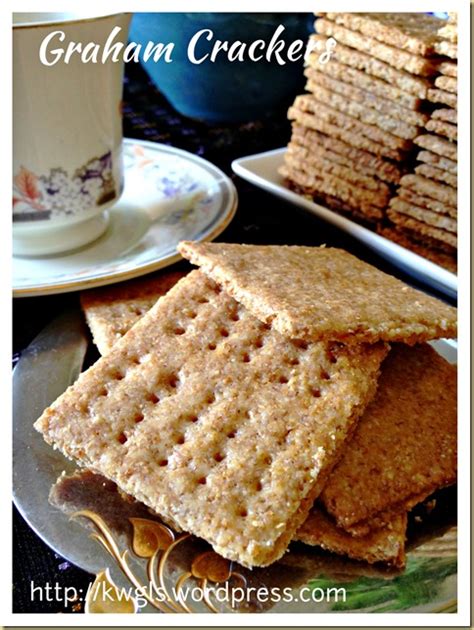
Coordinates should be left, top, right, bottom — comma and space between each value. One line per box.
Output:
232, 148, 457, 299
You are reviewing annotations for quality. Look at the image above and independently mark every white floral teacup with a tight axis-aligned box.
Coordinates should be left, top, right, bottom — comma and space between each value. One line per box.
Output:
13, 13, 131, 256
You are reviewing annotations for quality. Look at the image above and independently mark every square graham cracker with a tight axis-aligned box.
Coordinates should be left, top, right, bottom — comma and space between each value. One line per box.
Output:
35, 270, 387, 568
315, 18, 441, 77
303, 81, 420, 140
387, 210, 457, 248
290, 123, 402, 185
286, 143, 391, 196
417, 150, 457, 174
81, 270, 188, 354
377, 226, 457, 273
308, 34, 430, 99
288, 107, 406, 162
415, 163, 457, 189
321, 12, 445, 57
320, 344, 457, 534
178, 242, 457, 344
292, 95, 412, 152
279, 164, 384, 223
304, 67, 429, 127
296, 507, 407, 567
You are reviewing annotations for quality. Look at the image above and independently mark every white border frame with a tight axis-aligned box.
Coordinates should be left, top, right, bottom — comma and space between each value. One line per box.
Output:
2, 0, 470, 626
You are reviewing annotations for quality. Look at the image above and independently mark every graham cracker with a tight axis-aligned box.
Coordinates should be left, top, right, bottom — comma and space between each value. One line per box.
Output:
320, 344, 457, 532
415, 163, 457, 189
81, 271, 187, 355
398, 187, 457, 219
279, 163, 385, 221
438, 60, 457, 78
316, 18, 441, 77
427, 88, 457, 109
417, 149, 457, 174
309, 34, 430, 98
291, 95, 411, 151
426, 119, 457, 142
307, 56, 423, 111
288, 107, 405, 161
291, 123, 402, 184
284, 147, 390, 201
434, 75, 457, 94
390, 198, 457, 233
437, 23, 457, 43
304, 81, 420, 140
415, 135, 457, 162
432, 108, 457, 124
391, 223, 457, 255
322, 12, 445, 57
304, 68, 429, 127
283, 177, 383, 227
400, 174, 457, 207
35, 270, 387, 568
295, 507, 407, 567
178, 242, 457, 345
377, 226, 457, 273
433, 39, 457, 59
387, 210, 457, 248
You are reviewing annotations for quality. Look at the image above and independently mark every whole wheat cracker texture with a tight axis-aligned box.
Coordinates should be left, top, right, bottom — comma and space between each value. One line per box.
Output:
279, 164, 384, 221
390, 198, 457, 234
283, 152, 389, 207
286, 143, 390, 195
304, 67, 429, 127
304, 81, 420, 141
437, 24, 457, 43
387, 222, 457, 255
316, 18, 441, 77
322, 12, 445, 57
398, 187, 457, 219
432, 108, 457, 124
387, 210, 457, 248
400, 174, 457, 207
415, 163, 457, 189
414, 135, 457, 162
438, 60, 457, 78
291, 95, 411, 151
288, 133, 395, 186
35, 270, 387, 568
308, 34, 430, 99
427, 88, 457, 109
377, 226, 457, 273
320, 344, 457, 532
81, 270, 187, 355
434, 39, 457, 59
426, 119, 457, 142
296, 507, 407, 567
291, 123, 402, 184
287, 107, 406, 161
417, 150, 457, 174
306, 55, 423, 112
178, 242, 457, 344
434, 75, 457, 94
282, 175, 383, 227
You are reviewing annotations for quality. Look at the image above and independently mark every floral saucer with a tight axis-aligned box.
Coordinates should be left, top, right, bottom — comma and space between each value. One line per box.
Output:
13, 139, 237, 297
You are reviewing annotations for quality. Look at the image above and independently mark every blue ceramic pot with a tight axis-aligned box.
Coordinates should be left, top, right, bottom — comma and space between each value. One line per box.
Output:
129, 13, 313, 123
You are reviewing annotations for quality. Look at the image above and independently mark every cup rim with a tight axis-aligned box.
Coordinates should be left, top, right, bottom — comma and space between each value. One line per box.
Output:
13, 12, 130, 29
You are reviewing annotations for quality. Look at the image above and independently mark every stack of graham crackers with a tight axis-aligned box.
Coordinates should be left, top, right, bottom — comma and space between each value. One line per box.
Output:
35, 243, 457, 569
281, 12, 458, 272
385, 13, 458, 272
